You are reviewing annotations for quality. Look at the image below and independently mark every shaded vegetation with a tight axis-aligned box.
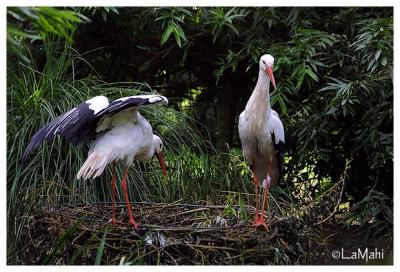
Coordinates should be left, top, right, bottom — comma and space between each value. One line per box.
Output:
7, 7, 393, 265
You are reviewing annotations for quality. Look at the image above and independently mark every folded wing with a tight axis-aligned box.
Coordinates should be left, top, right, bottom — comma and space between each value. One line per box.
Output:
269, 110, 285, 182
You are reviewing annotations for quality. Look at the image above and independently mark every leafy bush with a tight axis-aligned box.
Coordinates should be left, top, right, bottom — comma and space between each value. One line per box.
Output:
7, 6, 393, 263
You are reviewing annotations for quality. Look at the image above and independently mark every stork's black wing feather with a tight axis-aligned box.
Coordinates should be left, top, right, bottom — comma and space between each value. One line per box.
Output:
21, 96, 109, 162
271, 131, 285, 183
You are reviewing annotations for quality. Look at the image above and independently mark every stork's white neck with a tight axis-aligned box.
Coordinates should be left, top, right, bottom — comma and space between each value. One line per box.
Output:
257, 68, 271, 93
245, 69, 272, 126
134, 137, 156, 162
145, 144, 156, 160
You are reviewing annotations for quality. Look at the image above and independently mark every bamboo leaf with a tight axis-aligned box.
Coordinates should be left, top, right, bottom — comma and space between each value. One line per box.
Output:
173, 29, 182, 47
278, 96, 288, 116
161, 23, 174, 45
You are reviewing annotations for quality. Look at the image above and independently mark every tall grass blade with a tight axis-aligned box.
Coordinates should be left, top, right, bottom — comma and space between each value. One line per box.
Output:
43, 220, 81, 265
94, 226, 109, 265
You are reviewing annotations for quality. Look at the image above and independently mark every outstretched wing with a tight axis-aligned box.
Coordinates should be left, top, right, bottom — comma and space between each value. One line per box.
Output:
21, 94, 168, 162
21, 96, 109, 161
95, 95, 168, 118
94, 95, 168, 132
269, 110, 285, 182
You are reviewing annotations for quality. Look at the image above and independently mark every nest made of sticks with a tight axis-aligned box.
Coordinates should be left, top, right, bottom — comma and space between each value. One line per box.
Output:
9, 159, 393, 265
13, 198, 338, 265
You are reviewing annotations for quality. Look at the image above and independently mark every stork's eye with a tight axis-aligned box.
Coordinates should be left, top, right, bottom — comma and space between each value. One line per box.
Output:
262, 60, 265, 64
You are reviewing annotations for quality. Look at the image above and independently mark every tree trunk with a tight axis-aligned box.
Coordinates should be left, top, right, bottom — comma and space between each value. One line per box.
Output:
215, 81, 236, 152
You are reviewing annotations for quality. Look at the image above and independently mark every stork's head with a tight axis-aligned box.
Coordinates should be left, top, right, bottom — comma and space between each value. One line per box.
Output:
152, 135, 167, 176
259, 54, 276, 89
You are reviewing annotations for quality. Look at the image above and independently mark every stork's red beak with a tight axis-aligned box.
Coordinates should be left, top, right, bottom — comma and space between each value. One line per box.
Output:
266, 66, 276, 90
155, 151, 167, 176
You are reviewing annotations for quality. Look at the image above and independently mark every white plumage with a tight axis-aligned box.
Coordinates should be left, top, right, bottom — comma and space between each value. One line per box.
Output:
238, 54, 285, 231
87, 96, 109, 114
77, 108, 155, 180
22, 94, 168, 229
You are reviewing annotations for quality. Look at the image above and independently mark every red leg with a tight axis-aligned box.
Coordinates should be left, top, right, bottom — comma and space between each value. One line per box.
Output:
250, 165, 260, 225
111, 162, 117, 225
258, 160, 272, 231
121, 167, 138, 229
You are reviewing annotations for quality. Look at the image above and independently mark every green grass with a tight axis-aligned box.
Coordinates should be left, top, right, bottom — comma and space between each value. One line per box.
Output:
43, 220, 81, 265
94, 226, 109, 265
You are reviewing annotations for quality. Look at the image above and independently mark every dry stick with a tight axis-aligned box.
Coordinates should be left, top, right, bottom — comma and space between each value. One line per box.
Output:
160, 247, 179, 265
268, 194, 286, 216
131, 244, 171, 263
214, 189, 255, 197
71, 229, 88, 245
145, 199, 183, 211
315, 158, 351, 226
188, 243, 237, 251
151, 226, 226, 232
183, 242, 205, 264
88, 201, 252, 210
300, 172, 343, 216
174, 207, 209, 217
180, 216, 208, 225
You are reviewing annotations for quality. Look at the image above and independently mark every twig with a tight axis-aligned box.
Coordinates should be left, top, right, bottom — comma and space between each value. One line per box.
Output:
315, 158, 351, 225
174, 207, 209, 217
185, 243, 237, 252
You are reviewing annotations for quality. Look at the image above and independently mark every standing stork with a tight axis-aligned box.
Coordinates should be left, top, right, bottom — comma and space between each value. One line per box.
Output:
238, 54, 285, 231
21, 94, 168, 229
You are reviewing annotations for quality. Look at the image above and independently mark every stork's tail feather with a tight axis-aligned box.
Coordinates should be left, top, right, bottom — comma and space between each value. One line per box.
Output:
77, 153, 110, 180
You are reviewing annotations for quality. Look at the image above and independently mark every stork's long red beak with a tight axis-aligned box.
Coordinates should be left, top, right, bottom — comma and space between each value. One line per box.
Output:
155, 151, 167, 176
266, 66, 276, 90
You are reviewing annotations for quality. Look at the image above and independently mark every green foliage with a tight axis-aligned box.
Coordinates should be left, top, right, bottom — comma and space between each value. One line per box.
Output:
223, 193, 236, 217
155, 7, 191, 47
7, 6, 393, 263
345, 190, 390, 226
7, 7, 88, 63
94, 226, 109, 265
222, 193, 249, 220
81, 7, 119, 22
207, 8, 246, 43
178, 6, 392, 230
344, 190, 392, 243
43, 220, 81, 265
352, 17, 392, 73
238, 195, 248, 220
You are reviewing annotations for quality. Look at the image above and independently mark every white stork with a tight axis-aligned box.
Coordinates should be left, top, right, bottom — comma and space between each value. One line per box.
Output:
238, 54, 285, 231
21, 94, 168, 229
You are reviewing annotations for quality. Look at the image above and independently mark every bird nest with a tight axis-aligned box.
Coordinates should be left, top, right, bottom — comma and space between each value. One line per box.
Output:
10, 160, 393, 265
13, 199, 339, 265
